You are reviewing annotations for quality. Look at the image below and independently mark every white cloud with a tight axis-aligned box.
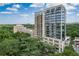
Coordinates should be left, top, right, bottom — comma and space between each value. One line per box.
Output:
67, 5, 76, 11
6, 4, 20, 12
76, 13, 79, 16
67, 3, 79, 6
46, 3, 61, 7
65, 4, 76, 11
46, 3, 76, 11
0, 11, 13, 14
20, 14, 29, 17
6, 7, 18, 11
13, 4, 20, 8
30, 3, 45, 7
63, 3, 78, 15
67, 12, 73, 15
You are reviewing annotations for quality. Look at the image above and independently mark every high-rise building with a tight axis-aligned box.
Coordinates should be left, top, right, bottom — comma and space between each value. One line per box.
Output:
34, 4, 68, 53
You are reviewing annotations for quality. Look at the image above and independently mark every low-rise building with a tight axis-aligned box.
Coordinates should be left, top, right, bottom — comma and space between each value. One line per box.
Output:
13, 24, 33, 36
73, 37, 79, 53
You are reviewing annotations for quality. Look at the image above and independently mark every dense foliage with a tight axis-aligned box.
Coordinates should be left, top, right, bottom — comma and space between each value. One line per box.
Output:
0, 24, 56, 56
66, 23, 79, 40
0, 24, 78, 56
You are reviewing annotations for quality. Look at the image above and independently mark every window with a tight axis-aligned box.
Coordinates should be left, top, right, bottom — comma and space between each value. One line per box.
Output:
50, 42, 53, 45
62, 10, 65, 13
62, 26, 65, 29
55, 12, 61, 14
46, 10, 50, 13
56, 24, 60, 28
51, 33, 54, 37
51, 9, 54, 14
45, 41, 47, 43
54, 40, 59, 43
55, 15, 61, 19
56, 7, 61, 11
46, 34, 50, 37
56, 35, 61, 39
56, 20, 61, 23
52, 27, 54, 30
49, 39, 53, 41
46, 26, 49, 30
62, 17, 65, 19
54, 44, 59, 47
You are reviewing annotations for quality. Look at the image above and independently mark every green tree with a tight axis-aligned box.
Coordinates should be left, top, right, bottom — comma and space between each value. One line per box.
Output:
0, 39, 19, 56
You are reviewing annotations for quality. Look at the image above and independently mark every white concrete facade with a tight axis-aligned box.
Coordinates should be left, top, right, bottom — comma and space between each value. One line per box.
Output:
34, 4, 69, 53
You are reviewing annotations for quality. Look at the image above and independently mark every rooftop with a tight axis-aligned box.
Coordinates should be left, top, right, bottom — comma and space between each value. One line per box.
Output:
74, 37, 79, 41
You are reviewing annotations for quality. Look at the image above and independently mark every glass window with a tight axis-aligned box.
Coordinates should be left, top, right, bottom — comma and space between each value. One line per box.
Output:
51, 9, 54, 14
56, 7, 61, 10
46, 10, 50, 13
49, 39, 53, 41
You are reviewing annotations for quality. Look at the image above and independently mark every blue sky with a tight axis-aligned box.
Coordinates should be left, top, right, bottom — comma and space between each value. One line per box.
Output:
0, 3, 79, 24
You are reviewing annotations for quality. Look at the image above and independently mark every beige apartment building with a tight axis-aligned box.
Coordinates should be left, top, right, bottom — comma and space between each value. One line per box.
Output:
13, 24, 33, 36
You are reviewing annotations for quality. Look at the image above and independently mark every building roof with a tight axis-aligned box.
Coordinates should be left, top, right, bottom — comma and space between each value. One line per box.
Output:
15, 24, 24, 26
74, 37, 79, 41
35, 4, 65, 14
